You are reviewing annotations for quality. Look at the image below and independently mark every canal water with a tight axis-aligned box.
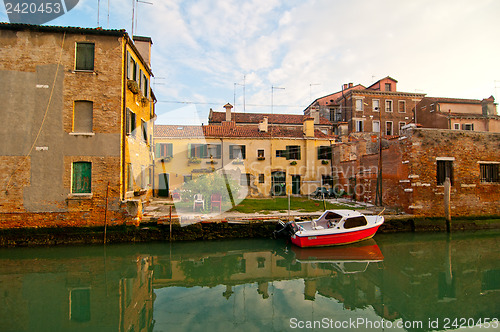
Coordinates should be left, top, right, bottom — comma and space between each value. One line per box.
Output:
1, 231, 499, 331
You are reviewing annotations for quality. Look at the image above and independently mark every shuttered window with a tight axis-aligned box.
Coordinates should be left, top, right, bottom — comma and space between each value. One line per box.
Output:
317, 146, 332, 160
286, 145, 301, 160
72, 162, 91, 193
156, 143, 173, 158
75, 43, 94, 71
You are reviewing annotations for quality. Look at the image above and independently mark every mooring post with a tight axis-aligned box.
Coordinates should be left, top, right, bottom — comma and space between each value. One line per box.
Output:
169, 205, 172, 241
444, 177, 451, 232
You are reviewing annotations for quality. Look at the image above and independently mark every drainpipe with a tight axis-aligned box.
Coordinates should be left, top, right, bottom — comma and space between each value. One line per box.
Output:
122, 38, 128, 201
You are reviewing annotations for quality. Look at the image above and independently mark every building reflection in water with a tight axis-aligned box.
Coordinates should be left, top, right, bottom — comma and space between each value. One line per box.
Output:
0, 232, 499, 331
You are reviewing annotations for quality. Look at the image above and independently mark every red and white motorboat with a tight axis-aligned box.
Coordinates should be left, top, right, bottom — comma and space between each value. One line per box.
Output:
274, 210, 384, 248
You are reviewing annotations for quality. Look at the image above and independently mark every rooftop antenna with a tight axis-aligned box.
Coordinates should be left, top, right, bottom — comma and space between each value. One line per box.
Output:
234, 75, 246, 112
309, 83, 320, 102
132, 0, 153, 36
97, 0, 100, 26
107, 0, 110, 28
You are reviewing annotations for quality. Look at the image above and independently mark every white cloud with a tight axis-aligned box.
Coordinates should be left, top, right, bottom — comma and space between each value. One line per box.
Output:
39, 0, 500, 122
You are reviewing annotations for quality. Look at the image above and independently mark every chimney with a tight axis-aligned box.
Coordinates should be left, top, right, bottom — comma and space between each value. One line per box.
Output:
348, 83, 353, 88
133, 36, 153, 67
303, 117, 315, 137
310, 109, 320, 125
481, 96, 496, 116
224, 103, 233, 122
343, 84, 348, 90
258, 117, 268, 132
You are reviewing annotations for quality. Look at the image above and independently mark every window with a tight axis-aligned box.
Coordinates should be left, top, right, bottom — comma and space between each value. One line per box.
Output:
384, 83, 392, 91
317, 146, 332, 160
229, 145, 246, 159
142, 72, 149, 97
73, 101, 93, 133
344, 216, 368, 229
70, 288, 91, 322
453, 123, 460, 130
126, 108, 136, 135
286, 145, 301, 160
127, 163, 133, 190
385, 100, 393, 112
72, 162, 91, 194
355, 119, 363, 132
398, 100, 406, 113
322, 175, 333, 187
75, 43, 94, 71
207, 144, 222, 159
156, 143, 173, 158
480, 163, 499, 183
399, 122, 406, 134
241, 173, 251, 186
462, 123, 474, 131
372, 99, 380, 112
373, 120, 380, 133
355, 99, 363, 111
126, 51, 135, 80
257, 149, 265, 159
276, 150, 287, 158
141, 119, 147, 143
188, 144, 221, 159
385, 121, 393, 136
259, 174, 265, 184
437, 160, 453, 185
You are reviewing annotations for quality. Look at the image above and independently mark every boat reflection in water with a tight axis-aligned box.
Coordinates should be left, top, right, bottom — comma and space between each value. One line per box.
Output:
0, 231, 499, 331
291, 239, 384, 275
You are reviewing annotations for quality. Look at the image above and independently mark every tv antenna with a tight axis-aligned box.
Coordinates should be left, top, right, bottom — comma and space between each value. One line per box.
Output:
132, 0, 153, 36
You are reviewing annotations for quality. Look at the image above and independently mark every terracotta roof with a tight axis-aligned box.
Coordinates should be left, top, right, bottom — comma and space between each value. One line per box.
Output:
209, 112, 332, 125
0, 23, 126, 36
423, 97, 481, 104
154, 125, 204, 138
155, 124, 336, 139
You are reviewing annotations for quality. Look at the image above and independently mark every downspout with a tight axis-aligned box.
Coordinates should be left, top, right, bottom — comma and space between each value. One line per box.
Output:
121, 38, 128, 201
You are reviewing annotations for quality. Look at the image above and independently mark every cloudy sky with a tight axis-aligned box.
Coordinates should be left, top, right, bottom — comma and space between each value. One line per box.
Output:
2, 0, 500, 124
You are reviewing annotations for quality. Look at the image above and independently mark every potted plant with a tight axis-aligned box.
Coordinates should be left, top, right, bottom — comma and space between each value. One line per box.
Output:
322, 160, 329, 165
290, 160, 297, 165
188, 157, 201, 164
127, 80, 140, 94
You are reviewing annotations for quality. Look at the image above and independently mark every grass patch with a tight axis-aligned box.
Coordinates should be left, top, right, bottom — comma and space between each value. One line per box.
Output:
229, 196, 355, 214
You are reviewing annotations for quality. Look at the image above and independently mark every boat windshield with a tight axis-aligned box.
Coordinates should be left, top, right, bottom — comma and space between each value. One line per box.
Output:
323, 212, 342, 220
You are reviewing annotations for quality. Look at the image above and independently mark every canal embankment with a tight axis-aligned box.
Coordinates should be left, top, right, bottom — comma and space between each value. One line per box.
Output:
1, 213, 499, 247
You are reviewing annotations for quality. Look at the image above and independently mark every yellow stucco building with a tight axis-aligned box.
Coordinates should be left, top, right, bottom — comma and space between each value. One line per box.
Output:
153, 106, 336, 199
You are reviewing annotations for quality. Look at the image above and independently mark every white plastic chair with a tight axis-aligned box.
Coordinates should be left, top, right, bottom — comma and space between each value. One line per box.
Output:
193, 194, 204, 211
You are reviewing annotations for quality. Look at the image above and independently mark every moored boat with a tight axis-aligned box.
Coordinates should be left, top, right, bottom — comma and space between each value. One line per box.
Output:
274, 209, 384, 248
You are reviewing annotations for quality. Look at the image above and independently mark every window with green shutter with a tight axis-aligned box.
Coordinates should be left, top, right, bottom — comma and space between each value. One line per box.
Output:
156, 143, 173, 158
75, 43, 95, 71
72, 162, 91, 193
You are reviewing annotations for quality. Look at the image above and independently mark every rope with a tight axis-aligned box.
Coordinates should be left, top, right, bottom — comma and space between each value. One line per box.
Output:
4, 32, 66, 194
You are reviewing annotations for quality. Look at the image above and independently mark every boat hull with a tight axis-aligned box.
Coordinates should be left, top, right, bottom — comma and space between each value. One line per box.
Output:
290, 224, 381, 248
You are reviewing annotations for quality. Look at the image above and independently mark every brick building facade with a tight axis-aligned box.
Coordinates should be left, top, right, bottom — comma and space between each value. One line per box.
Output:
305, 77, 426, 136
416, 96, 500, 132
333, 128, 500, 217
0, 24, 155, 228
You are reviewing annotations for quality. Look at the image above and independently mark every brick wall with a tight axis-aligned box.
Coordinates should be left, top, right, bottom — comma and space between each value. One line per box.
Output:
334, 129, 500, 217
405, 129, 500, 217
0, 26, 143, 228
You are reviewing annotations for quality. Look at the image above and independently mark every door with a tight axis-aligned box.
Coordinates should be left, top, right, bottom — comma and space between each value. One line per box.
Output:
292, 175, 300, 195
158, 173, 169, 197
271, 171, 286, 196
